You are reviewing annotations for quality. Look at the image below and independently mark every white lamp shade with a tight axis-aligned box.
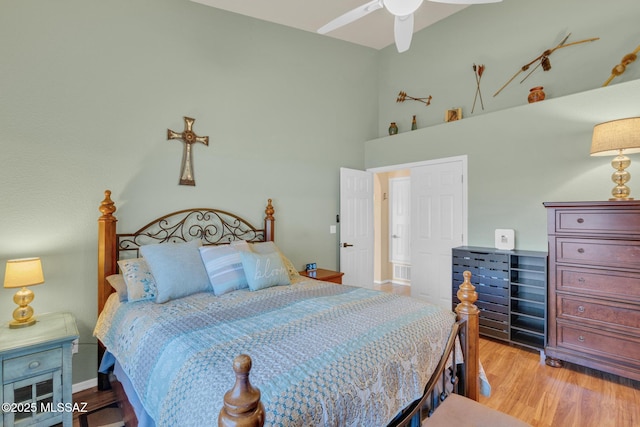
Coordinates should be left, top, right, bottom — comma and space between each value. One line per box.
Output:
591, 117, 640, 157
4, 258, 44, 289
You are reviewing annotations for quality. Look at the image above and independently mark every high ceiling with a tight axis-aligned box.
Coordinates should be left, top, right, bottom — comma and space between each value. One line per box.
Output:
190, 0, 469, 50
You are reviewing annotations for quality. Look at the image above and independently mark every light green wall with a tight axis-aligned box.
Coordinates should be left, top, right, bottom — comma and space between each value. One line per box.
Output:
0, 0, 377, 384
1, 0, 639, 386
368, 0, 640, 252
366, 79, 640, 250
377, 0, 640, 133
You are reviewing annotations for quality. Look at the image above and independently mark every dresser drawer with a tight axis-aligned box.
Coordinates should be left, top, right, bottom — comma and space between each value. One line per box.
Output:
555, 238, 640, 270
555, 209, 640, 236
3, 348, 62, 382
558, 295, 640, 333
557, 322, 640, 363
556, 265, 640, 302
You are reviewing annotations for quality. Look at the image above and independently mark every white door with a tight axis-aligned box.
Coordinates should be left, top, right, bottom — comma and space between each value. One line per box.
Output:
389, 177, 411, 265
339, 167, 374, 288
410, 160, 464, 308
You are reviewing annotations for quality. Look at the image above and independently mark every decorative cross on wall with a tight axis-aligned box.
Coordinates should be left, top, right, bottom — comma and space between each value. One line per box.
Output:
167, 116, 209, 186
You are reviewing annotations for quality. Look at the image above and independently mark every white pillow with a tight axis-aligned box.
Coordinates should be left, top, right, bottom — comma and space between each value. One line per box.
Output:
106, 274, 128, 302
117, 258, 157, 302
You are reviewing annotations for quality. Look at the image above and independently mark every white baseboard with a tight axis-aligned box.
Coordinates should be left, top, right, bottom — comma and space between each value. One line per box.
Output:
391, 280, 411, 286
72, 377, 97, 394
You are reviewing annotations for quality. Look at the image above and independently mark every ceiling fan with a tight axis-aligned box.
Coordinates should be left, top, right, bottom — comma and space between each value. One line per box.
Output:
318, 0, 502, 53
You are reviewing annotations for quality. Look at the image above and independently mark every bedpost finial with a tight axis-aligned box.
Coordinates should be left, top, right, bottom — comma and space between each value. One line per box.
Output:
265, 199, 274, 220
456, 270, 479, 316
219, 354, 265, 427
99, 190, 117, 219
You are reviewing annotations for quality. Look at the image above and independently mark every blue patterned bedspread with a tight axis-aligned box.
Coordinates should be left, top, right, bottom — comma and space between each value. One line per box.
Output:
94, 280, 456, 426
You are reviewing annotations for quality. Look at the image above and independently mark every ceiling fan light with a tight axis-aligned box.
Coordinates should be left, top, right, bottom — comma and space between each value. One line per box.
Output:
429, 0, 502, 4
384, 0, 424, 17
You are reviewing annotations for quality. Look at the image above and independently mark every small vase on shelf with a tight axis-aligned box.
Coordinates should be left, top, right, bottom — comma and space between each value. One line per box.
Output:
528, 86, 546, 103
411, 115, 417, 131
388, 122, 398, 135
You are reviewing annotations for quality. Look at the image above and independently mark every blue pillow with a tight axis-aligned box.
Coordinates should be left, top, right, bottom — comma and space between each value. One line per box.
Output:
199, 244, 250, 296
240, 250, 291, 291
140, 240, 211, 303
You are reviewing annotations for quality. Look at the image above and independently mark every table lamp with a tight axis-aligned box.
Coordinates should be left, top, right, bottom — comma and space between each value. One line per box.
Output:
4, 257, 44, 328
590, 117, 640, 200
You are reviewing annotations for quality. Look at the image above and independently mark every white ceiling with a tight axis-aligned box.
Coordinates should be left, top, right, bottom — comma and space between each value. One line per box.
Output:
190, 0, 469, 50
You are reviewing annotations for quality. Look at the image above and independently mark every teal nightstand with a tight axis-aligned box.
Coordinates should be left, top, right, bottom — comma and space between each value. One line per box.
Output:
0, 312, 78, 426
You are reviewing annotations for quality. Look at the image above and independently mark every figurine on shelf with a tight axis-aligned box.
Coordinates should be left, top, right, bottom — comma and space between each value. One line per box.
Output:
528, 86, 546, 103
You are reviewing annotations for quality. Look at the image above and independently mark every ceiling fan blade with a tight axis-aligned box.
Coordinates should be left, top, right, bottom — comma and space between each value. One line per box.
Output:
394, 14, 414, 53
318, 0, 383, 34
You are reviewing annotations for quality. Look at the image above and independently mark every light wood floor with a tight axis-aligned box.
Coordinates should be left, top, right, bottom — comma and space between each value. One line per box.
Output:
71, 283, 640, 426
479, 337, 640, 427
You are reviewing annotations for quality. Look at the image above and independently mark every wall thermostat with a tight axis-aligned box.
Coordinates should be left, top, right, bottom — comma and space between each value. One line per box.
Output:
495, 229, 515, 250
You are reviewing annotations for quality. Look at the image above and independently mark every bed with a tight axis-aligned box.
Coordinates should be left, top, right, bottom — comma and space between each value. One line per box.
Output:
94, 190, 481, 427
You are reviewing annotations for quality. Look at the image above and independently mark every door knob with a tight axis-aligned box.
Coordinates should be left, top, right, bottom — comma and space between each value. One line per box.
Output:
342, 243, 354, 248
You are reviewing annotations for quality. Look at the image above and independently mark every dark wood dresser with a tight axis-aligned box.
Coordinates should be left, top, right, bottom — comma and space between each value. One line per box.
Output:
544, 201, 640, 381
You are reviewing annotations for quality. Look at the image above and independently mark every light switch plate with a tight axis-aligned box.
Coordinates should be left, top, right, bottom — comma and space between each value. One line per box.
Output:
495, 229, 515, 250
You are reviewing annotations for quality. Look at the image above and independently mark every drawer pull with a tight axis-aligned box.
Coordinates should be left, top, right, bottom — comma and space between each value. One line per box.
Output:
577, 218, 584, 223
578, 335, 585, 342
578, 277, 585, 283
577, 305, 585, 313
577, 248, 585, 254
28, 361, 41, 369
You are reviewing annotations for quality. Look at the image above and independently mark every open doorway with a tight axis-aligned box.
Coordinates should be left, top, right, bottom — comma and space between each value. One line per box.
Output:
374, 169, 411, 290
369, 156, 467, 307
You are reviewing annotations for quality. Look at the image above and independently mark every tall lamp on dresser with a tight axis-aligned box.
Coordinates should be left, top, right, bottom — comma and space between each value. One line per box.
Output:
544, 117, 640, 379
543, 118, 640, 380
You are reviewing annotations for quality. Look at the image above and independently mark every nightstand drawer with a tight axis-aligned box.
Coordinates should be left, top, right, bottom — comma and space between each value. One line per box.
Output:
3, 348, 62, 382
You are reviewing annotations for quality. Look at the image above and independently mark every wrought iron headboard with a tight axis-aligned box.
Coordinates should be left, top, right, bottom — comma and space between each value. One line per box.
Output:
116, 207, 271, 260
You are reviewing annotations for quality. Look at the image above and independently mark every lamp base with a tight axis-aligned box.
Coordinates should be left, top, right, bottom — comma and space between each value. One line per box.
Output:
609, 153, 633, 200
10, 287, 36, 329
9, 318, 37, 329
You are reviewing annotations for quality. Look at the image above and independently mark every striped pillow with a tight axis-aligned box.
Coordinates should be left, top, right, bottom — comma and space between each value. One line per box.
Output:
199, 242, 250, 296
